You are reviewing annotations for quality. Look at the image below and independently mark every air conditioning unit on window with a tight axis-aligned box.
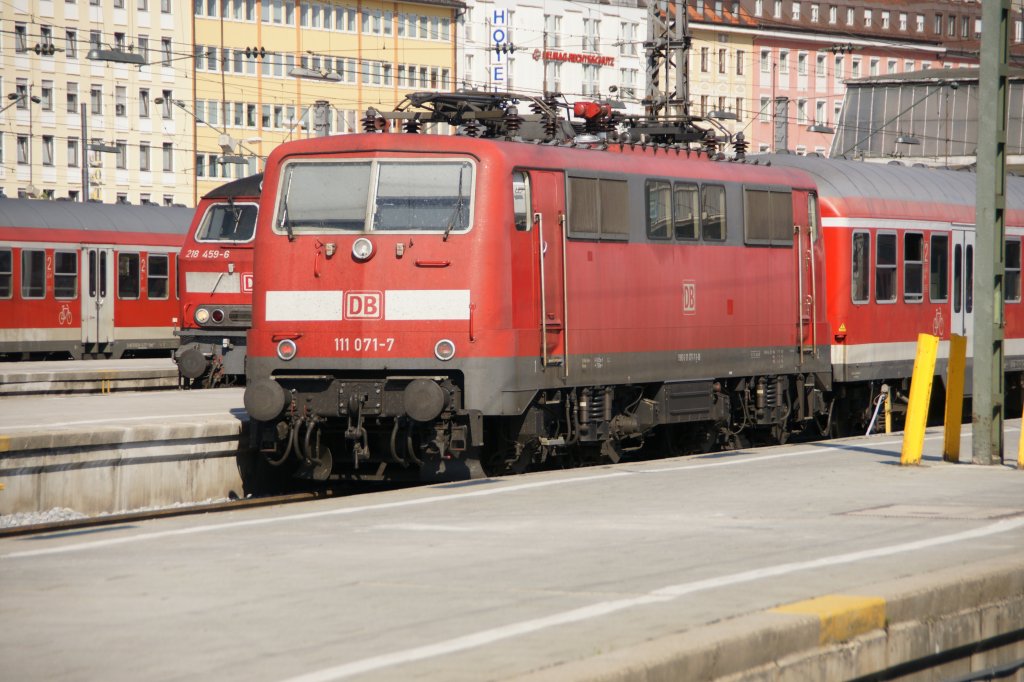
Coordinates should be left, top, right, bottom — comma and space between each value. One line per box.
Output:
90, 169, 103, 184
116, 104, 126, 116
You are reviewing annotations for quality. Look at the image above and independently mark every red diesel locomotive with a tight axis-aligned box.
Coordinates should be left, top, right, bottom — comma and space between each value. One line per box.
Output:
174, 174, 260, 387
243, 103, 834, 480
0, 199, 192, 360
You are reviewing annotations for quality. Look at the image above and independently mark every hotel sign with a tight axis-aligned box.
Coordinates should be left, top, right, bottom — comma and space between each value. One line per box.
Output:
532, 49, 615, 67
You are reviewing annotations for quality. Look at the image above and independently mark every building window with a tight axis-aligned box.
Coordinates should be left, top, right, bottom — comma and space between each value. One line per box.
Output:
139, 143, 150, 171
162, 91, 173, 118
718, 48, 727, 74
90, 85, 102, 115
846, 7, 854, 25
888, 59, 897, 74
899, 12, 907, 31
162, 143, 173, 171
779, 50, 789, 74
66, 30, 78, 58
797, 52, 807, 75
851, 58, 861, 78
68, 138, 80, 167
162, 38, 172, 65
760, 48, 770, 74
796, 99, 807, 123
935, 14, 943, 34
864, 9, 872, 27
916, 15, 925, 33
115, 86, 127, 117
736, 50, 744, 75
41, 81, 54, 111
870, 58, 879, 76
15, 24, 28, 52
881, 11, 890, 29
815, 100, 825, 124
700, 46, 709, 72
834, 55, 843, 81
41, 136, 54, 166
67, 82, 78, 113
759, 96, 770, 122
754, 0, 762, 16
810, 3, 818, 22
115, 141, 127, 169
828, 5, 836, 23
792, 2, 800, 21
773, 0, 781, 19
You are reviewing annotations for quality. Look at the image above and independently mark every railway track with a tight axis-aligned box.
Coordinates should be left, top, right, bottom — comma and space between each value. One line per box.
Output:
0, 490, 345, 539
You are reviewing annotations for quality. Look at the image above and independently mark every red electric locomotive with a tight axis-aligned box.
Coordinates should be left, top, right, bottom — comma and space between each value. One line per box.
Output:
243, 96, 833, 481
763, 153, 1024, 429
0, 199, 191, 360
174, 174, 260, 387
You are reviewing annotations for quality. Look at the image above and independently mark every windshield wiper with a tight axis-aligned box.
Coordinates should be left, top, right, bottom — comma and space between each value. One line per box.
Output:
278, 171, 295, 242
443, 165, 466, 242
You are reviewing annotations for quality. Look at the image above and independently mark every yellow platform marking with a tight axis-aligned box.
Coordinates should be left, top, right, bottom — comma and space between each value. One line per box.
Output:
773, 594, 886, 645
0, 435, 8, 453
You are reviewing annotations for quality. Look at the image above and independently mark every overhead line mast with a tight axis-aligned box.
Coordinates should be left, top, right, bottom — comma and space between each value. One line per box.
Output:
637, 0, 708, 144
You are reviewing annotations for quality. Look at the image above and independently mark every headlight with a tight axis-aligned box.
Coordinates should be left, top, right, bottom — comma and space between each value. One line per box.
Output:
352, 237, 374, 261
277, 339, 297, 361
194, 308, 211, 324
211, 308, 225, 323
434, 338, 456, 361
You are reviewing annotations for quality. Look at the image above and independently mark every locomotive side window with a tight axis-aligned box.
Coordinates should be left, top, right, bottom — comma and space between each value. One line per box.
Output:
851, 231, 870, 303
569, 177, 629, 240
512, 171, 531, 231
876, 233, 897, 303
148, 254, 169, 300
743, 189, 792, 246
673, 183, 700, 240
196, 203, 258, 242
21, 250, 46, 299
0, 249, 11, 299
568, 178, 599, 237
903, 233, 924, 303
1006, 239, 1022, 303
53, 251, 78, 300
646, 180, 672, 240
929, 234, 949, 302
118, 253, 140, 300
600, 180, 629, 238
702, 185, 727, 241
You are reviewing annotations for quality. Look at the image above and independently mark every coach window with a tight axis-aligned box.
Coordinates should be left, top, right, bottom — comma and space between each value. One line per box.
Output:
118, 253, 140, 300
512, 171, 531, 231
851, 231, 870, 303
875, 233, 897, 303
148, 254, 169, 300
903, 233, 924, 303
21, 250, 46, 299
1006, 240, 1021, 303
0, 249, 12, 298
646, 180, 672, 239
54, 251, 78, 299
673, 183, 700, 240
702, 184, 726, 241
929, 234, 949, 302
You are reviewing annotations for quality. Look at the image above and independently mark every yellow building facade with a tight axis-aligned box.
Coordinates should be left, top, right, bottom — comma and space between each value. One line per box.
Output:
686, 22, 755, 145
193, 0, 462, 202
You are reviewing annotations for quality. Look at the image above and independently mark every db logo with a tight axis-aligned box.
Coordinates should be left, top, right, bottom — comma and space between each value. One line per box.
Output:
241, 273, 254, 293
682, 281, 697, 315
345, 291, 383, 319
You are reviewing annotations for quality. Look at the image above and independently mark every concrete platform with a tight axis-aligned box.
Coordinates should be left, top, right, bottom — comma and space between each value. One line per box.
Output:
2, 427, 1023, 681
0, 358, 180, 397
0, 389, 248, 515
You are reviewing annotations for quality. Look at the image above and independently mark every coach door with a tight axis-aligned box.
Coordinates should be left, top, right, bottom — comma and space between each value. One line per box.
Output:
530, 170, 567, 371
951, 228, 975, 340
82, 248, 114, 347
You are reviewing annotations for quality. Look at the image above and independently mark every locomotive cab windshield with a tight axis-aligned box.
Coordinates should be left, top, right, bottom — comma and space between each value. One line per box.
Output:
274, 158, 475, 235
196, 202, 258, 243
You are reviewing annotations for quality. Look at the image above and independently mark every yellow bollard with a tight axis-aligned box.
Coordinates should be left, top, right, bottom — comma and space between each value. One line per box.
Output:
884, 388, 892, 434
943, 334, 968, 463
901, 333, 939, 466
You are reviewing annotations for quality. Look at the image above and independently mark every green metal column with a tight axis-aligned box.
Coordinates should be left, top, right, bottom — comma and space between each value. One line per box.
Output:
973, 0, 1011, 465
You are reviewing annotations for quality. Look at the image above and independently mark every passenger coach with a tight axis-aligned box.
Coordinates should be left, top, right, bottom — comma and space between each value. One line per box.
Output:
0, 199, 191, 359
244, 131, 831, 480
